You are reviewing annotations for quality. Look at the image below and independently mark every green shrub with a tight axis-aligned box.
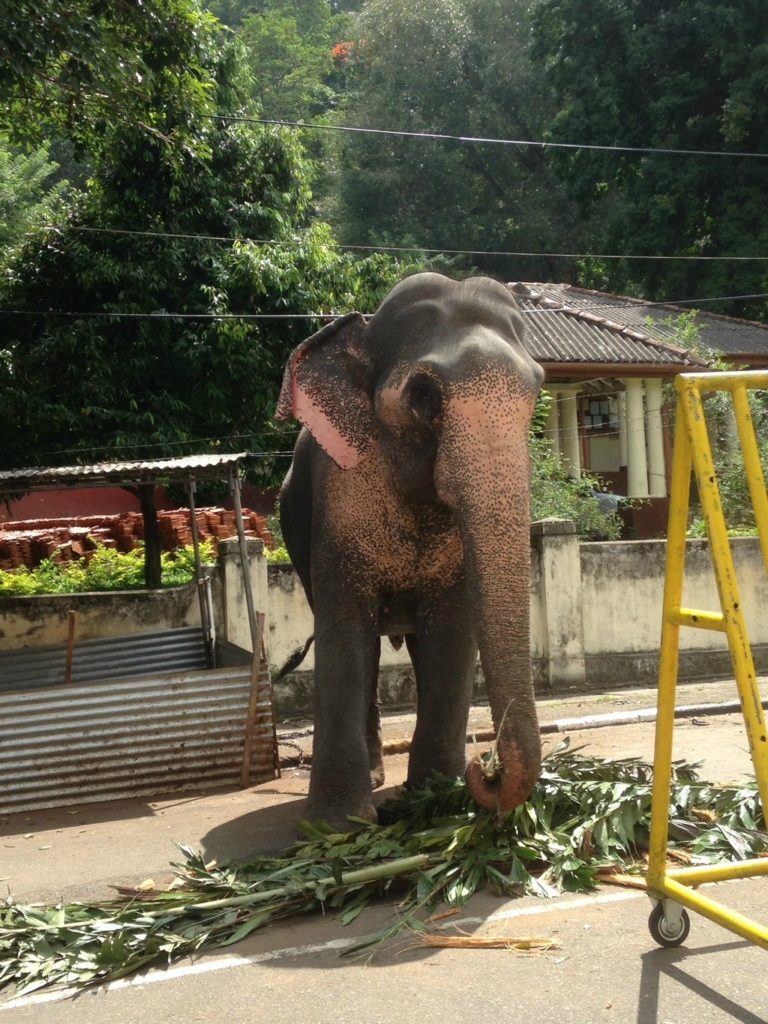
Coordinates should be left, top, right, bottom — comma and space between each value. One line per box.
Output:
530, 437, 623, 540
0, 540, 215, 596
687, 517, 758, 539
265, 544, 291, 563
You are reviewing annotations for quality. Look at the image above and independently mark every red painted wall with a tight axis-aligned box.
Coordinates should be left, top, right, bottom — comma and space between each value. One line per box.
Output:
1, 485, 279, 523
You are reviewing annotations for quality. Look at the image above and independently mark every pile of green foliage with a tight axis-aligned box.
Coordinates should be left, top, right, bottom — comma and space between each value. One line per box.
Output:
0, 542, 214, 597
1, 742, 765, 995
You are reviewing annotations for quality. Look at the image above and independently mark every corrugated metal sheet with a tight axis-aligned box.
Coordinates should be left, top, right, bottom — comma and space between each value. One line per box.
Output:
0, 664, 278, 813
0, 627, 207, 692
0, 452, 249, 493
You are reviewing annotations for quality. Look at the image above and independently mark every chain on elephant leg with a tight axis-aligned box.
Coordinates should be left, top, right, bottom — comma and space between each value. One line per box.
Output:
367, 695, 385, 790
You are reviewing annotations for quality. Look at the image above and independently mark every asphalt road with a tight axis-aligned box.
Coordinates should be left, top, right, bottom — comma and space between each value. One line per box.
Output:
2, 677, 768, 1023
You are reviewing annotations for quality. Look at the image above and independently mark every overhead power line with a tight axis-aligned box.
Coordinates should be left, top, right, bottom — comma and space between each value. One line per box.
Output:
45, 224, 768, 263
0, 310, 336, 321
3, 291, 768, 322
211, 114, 768, 161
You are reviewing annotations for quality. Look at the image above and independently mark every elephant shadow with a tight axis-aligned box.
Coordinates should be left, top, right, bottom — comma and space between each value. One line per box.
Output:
198, 780, 406, 867
197, 779, 507, 971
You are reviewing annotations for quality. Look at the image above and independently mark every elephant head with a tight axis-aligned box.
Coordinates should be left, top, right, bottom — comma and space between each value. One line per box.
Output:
276, 273, 544, 812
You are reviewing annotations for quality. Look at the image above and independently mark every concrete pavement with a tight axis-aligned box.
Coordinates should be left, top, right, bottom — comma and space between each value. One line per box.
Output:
2, 676, 767, 1021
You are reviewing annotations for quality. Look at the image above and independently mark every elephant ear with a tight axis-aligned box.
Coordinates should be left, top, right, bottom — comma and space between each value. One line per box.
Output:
275, 312, 375, 470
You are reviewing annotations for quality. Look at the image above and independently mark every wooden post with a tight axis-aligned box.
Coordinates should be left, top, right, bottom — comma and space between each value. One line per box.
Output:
64, 610, 76, 684
186, 477, 215, 667
229, 468, 259, 652
241, 611, 271, 787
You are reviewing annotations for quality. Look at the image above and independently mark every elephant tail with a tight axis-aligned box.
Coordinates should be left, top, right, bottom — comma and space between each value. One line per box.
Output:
273, 635, 315, 682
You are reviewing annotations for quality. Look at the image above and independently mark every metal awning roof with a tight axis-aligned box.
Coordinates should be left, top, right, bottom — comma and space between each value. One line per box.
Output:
511, 283, 707, 374
539, 283, 768, 360
0, 453, 250, 493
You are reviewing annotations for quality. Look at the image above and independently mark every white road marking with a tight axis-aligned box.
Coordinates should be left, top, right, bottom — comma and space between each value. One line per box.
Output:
1, 889, 645, 1010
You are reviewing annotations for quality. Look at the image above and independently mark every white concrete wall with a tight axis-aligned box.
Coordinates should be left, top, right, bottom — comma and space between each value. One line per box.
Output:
580, 537, 768, 655
3, 527, 767, 698
264, 529, 768, 691
218, 538, 267, 652
0, 583, 202, 649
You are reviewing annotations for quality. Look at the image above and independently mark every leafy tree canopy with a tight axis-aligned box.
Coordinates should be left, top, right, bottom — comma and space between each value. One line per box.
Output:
0, 7, 408, 585
239, 9, 335, 120
328, 0, 585, 280
0, 142, 69, 272
208, 0, 361, 28
2, 0, 222, 160
0, 116, 404, 479
531, 0, 768, 317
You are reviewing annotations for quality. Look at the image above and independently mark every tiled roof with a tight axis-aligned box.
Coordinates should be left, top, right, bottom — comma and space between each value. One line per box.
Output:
511, 283, 706, 369
517, 283, 768, 361
0, 453, 250, 492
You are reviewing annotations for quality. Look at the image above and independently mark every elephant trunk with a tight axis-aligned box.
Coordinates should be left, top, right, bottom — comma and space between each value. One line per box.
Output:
435, 375, 541, 812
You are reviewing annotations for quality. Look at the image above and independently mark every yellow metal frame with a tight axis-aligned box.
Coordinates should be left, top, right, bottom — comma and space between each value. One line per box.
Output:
647, 369, 768, 948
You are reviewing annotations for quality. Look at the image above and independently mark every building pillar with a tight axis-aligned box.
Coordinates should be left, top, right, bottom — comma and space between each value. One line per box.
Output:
618, 391, 628, 468
218, 537, 267, 653
624, 378, 649, 498
544, 389, 560, 455
644, 378, 667, 497
560, 388, 582, 478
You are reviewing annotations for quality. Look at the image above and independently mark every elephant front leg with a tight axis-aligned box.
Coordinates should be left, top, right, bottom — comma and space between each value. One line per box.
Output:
307, 604, 381, 829
406, 585, 478, 787
367, 638, 385, 790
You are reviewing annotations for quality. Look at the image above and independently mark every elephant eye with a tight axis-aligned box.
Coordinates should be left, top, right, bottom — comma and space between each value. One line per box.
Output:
406, 372, 443, 425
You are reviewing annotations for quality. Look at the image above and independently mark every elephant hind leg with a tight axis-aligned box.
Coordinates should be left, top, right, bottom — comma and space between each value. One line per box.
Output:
367, 638, 385, 789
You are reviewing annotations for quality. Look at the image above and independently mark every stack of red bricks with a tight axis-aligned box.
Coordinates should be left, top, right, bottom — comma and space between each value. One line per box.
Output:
0, 508, 273, 571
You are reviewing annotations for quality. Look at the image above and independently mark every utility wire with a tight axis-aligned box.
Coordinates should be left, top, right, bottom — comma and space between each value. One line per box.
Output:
3, 291, 768, 321
0, 310, 336, 321
211, 115, 768, 161
22, 387, 767, 462
44, 224, 768, 264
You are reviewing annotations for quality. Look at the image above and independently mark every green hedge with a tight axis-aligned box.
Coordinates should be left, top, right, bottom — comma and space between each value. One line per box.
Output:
0, 541, 215, 596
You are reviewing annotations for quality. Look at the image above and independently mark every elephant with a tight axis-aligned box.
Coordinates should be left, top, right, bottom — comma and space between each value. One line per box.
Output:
276, 272, 544, 828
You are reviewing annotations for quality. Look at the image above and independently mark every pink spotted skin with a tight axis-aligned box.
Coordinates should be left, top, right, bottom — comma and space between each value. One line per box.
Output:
276, 274, 544, 827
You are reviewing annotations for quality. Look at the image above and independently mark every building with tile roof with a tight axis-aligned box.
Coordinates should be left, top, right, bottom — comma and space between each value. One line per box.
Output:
509, 283, 768, 522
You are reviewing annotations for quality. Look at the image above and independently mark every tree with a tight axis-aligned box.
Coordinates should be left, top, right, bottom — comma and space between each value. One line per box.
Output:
0, 23, 406, 585
1, 0, 223, 160
0, 142, 69, 272
239, 9, 335, 120
328, 0, 583, 280
531, 0, 768, 317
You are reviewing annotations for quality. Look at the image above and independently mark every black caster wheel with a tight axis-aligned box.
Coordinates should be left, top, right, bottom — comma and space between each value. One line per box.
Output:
648, 902, 691, 948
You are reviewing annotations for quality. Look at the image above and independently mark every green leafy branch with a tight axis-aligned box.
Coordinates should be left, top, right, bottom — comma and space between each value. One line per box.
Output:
2, 743, 765, 997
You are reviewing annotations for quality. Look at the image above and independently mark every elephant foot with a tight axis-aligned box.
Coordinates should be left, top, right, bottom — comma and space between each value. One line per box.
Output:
407, 753, 466, 789
370, 760, 386, 790
304, 796, 377, 833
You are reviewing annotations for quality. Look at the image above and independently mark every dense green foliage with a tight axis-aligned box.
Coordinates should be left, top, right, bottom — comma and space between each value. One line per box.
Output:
2, 744, 764, 994
2, 1, 222, 159
531, 0, 768, 317
530, 437, 622, 540
0, 542, 215, 596
328, 0, 582, 280
0, 144, 69, 273
0, 0, 408, 588
0, 7, 407, 479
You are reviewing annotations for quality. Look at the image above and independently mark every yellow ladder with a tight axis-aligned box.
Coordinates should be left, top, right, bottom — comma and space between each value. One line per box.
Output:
646, 369, 768, 948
